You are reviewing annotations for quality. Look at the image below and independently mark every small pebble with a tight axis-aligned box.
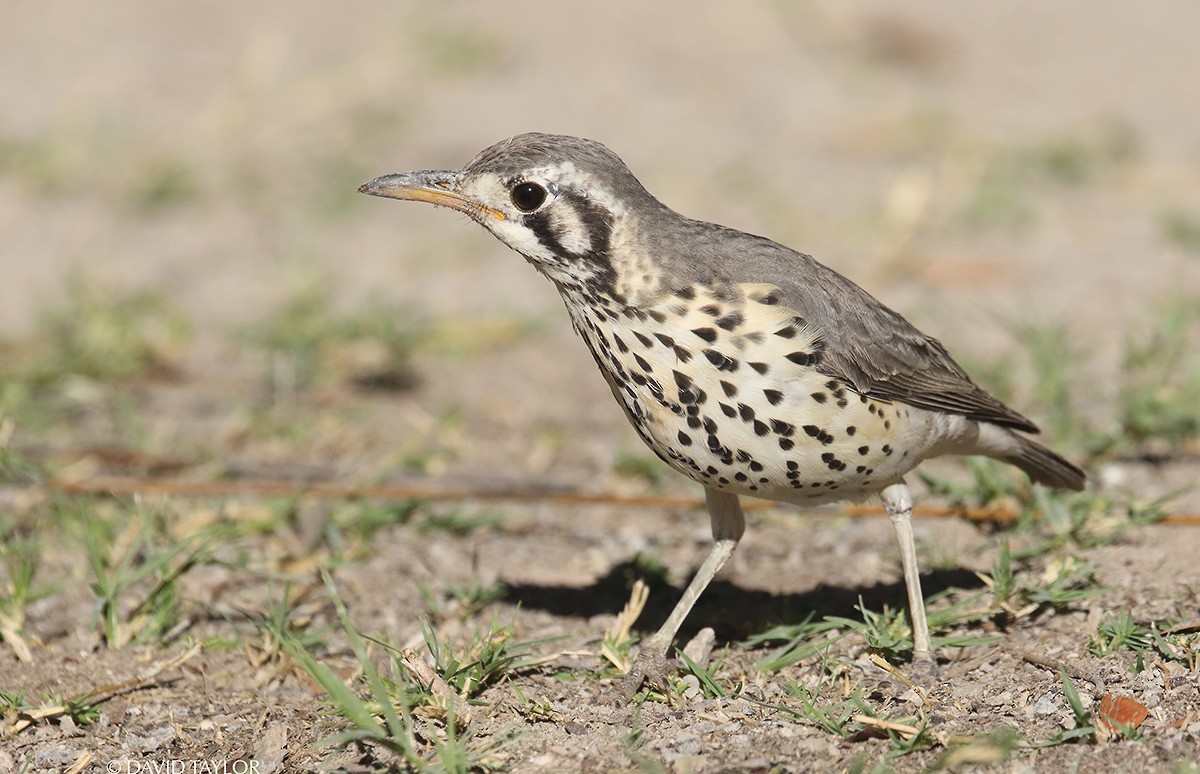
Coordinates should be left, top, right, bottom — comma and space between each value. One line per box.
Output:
1029, 692, 1060, 715
675, 733, 702, 755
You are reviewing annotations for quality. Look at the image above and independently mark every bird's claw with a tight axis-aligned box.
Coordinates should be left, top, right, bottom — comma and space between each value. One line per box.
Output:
597, 649, 675, 708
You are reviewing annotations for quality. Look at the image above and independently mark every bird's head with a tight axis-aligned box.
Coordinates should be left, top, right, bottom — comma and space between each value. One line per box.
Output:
359, 133, 664, 294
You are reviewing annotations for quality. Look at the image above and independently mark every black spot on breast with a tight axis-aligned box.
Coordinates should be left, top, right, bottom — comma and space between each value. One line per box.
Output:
719, 403, 736, 417
770, 420, 795, 436
677, 431, 693, 446
858, 445, 869, 455
764, 389, 784, 405
774, 326, 796, 339
629, 371, 647, 386
810, 392, 827, 404
674, 345, 693, 363
692, 327, 717, 343
786, 351, 819, 367
753, 420, 769, 437
673, 370, 693, 390
737, 403, 755, 421
846, 426, 857, 436
687, 416, 702, 429
700, 304, 721, 316
675, 286, 695, 300
749, 460, 763, 472
736, 450, 751, 463
787, 461, 799, 471
633, 354, 652, 372
734, 472, 747, 482
646, 377, 664, 399
707, 435, 722, 451
702, 416, 717, 434
634, 331, 654, 347
802, 425, 834, 445
647, 309, 667, 324
654, 333, 675, 347
749, 362, 769, 375
716, 312, 743, 330
703, 349, 738, 371
760, 292, 780, 305
719, 380, 738, 398
882, 444, 893, 456
821, 453, 847, 472
613, 335, 628, 354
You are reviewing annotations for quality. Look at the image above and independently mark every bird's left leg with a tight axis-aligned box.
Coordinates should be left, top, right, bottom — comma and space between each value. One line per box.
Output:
615, 488, 745, 701
880, 480, 933, 662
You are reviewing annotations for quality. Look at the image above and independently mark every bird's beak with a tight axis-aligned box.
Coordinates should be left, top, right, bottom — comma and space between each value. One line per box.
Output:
357, 171, 506, 220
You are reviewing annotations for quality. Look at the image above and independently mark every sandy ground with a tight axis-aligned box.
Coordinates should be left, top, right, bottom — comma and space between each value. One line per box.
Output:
2, 1, 1200, 771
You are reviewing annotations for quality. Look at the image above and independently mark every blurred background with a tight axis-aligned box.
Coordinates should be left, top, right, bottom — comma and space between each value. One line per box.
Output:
2, 0, 1198, 485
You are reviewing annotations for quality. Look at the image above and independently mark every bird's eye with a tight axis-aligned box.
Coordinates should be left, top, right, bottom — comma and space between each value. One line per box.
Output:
510, 182, 547, 212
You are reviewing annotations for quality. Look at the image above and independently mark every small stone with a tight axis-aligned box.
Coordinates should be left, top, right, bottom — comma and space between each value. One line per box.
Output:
675, 733, 702, 755
680, 674, 702, 701
681, 627, 716, 667
34, 746, 80, 767
1029, 692, 1060, 715
125, 724, 176, 752
984, 690, 1014, 707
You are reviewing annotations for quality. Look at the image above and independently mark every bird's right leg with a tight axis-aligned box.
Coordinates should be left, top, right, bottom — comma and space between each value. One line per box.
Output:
612, 488, 745, 702
880, 480, 933, 662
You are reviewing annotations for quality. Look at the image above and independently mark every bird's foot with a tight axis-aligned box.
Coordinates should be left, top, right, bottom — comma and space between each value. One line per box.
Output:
597, 647, 675, 708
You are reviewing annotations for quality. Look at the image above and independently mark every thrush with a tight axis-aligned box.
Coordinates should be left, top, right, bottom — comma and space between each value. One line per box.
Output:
360, 133, 1086, 692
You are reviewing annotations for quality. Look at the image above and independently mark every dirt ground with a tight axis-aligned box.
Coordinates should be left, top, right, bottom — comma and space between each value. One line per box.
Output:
2, 1, 1200, 772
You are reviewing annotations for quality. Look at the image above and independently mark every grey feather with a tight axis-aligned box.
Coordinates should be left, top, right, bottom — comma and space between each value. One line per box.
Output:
641, 214, 1040, 432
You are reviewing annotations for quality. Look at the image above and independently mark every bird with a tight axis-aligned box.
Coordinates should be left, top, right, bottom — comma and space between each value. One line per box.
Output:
359, 132, 1086, 695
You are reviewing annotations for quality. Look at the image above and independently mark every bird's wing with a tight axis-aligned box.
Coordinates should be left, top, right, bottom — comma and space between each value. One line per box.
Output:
698, 229, 1039, 433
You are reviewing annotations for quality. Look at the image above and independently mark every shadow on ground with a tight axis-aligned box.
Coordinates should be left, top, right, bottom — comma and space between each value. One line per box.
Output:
505, 560, 986, 644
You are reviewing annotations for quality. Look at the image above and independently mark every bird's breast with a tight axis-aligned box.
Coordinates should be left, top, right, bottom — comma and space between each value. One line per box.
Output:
563, 281, 944, 503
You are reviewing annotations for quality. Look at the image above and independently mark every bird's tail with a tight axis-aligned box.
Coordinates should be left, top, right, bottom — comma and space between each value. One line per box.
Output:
1005, 434, 1087, 491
